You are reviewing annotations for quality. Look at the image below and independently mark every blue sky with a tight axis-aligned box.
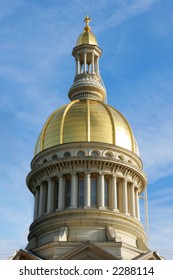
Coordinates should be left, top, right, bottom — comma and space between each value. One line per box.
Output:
0, 0, 173, 259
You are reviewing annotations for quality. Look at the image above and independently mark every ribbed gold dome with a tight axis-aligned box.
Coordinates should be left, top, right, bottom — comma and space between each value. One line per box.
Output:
76, 30, 98, 46
35, 99, 139, 156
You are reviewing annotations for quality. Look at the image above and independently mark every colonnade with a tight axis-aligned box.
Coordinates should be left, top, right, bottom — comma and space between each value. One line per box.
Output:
33, 172, 140, 221
75, 51, 99, 75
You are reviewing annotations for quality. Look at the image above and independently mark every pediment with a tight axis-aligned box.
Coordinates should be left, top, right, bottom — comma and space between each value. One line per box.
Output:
133, 250, 162, 260
58, 241, 120, 260
12, 249, 41, 260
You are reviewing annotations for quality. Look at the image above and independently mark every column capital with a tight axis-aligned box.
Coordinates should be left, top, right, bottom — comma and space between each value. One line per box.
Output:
84, 171, 91, 175
123, 177, 128, 182
48, 177, 54, 182
70, 171, 77, 176
134, 185, 139, 192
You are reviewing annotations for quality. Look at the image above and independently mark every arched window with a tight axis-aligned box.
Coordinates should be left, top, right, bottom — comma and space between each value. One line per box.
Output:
91, 151, 99, 157
77, 151, 85, 157
117, 154, 124, 161
64, 152, 71, 158
52, 154, 58, 160
43, 159, 48, 164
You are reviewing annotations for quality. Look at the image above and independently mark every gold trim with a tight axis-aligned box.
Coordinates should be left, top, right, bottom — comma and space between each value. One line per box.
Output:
87, 99, 90, 141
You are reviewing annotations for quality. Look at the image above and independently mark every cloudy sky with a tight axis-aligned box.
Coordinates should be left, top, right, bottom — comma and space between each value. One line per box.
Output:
0, 0, 173, 260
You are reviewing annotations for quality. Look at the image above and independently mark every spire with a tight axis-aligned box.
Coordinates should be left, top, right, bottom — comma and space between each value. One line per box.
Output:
84, 15, 91, 31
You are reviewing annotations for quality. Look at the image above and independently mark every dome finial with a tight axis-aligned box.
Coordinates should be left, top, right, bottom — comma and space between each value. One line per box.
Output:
84, 15, 91, 31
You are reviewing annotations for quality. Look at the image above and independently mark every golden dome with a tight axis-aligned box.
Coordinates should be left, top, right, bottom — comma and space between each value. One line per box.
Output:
76, 30, 98, 46
34, 99, 139, 156
76, 15, 98, 46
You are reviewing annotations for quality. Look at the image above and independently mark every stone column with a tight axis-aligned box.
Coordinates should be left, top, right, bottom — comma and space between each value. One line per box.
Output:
76, 55, 80, 75
38, 182, 44, 216
135, 187, 140, 220
33, 186, 39, 220
98, 172, 105, 208
70, 172, 78, 208
92, 51, 95, 73
47, 178, 54, 213
58, 175, 65, 210
122, 178, 128, 214
75, 58, 78, 75
96, 56, 99, 75
111, 175, 118, 211
84, 172, 91, 207
84, 51, 87, 72
130, 183, 135, 217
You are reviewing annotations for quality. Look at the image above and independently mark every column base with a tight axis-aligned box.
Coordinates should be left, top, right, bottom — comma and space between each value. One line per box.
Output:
112, 208, 119, 212
69, 206, 77, 210
123, 212, 130, 216
56, 208, 63, 212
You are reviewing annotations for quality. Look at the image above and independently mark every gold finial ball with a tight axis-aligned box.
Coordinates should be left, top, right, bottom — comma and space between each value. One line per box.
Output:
84, 15, 91, 31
